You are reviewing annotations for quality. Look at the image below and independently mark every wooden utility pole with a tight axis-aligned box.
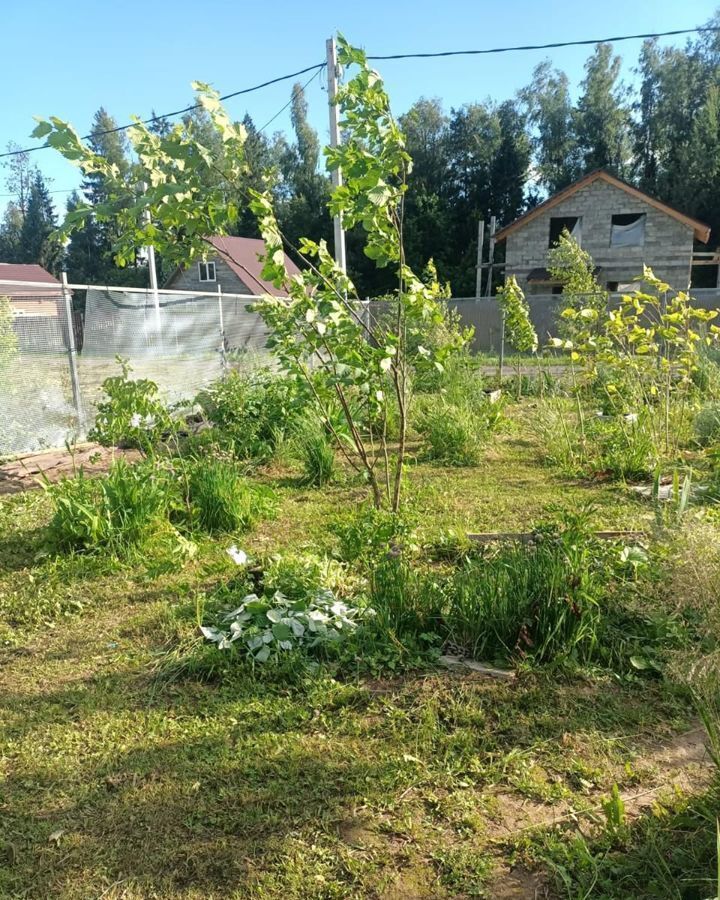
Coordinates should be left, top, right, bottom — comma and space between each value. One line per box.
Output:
485, 215, 496, 298
326, 37, 347, 272
475, 220, 485, 298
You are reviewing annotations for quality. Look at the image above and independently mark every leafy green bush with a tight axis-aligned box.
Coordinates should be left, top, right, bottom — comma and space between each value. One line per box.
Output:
292, 417, 335, 486
196, 370, 301, 463
263, 552, 347, 601
89, 357, 171, 451
46, 459, 170, 553
332, 504, 416, 565
187, 457, 275, 534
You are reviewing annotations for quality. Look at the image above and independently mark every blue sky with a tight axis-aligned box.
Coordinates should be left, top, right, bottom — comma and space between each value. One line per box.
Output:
2, 0, 718, 213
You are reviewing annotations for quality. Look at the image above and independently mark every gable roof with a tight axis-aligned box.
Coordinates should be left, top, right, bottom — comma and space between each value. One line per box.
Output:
0, 263, 62, 298
495, 170, 711, 244
207, 236, 301, 296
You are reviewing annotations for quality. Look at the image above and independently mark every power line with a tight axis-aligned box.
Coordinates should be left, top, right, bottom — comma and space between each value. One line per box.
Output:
366, 25, 720, 60
0, 187, 76, 198
257, 66, 324, 133
0, 62, 325, 160
1, 24, 718, 162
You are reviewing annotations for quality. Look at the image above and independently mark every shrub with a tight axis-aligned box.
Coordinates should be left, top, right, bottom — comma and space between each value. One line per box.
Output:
89, 357, 171, 451
46, 459, 170, 554
332, 503, 416, 565
263, 552, 347, 601
196, 370, 301, 463
292, 417, 335, 486
187, 457, 275, 534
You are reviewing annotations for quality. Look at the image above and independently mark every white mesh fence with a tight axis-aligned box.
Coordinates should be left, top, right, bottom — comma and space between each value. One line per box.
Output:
0, 285, 270, 457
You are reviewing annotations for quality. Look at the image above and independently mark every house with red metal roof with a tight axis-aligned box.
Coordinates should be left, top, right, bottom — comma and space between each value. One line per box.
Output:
164, 236, 301, 296
0, 263, 63, 317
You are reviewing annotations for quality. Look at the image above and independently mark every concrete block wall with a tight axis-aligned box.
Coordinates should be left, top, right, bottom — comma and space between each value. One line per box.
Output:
166, 256, 254, 295
504, 179, 695, 292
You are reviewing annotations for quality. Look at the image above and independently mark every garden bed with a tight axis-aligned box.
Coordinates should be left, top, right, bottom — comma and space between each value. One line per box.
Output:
1, 419, 717, 899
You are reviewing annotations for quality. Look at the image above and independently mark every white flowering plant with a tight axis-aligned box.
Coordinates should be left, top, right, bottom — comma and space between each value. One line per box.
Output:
200, 588, 369, 663
89, 357, 172, 453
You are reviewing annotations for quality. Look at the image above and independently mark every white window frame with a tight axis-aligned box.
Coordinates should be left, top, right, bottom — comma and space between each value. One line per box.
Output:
198, 261, 217, 283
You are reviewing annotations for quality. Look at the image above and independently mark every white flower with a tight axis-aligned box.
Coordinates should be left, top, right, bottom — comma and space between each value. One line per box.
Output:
624, 413, 639, 424
226, 545, 248, 566
129, 413, 142, 428
143, 413, 157, 429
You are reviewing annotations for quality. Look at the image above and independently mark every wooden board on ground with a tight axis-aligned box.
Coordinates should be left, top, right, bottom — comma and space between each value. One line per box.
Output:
0, 445, 140, 495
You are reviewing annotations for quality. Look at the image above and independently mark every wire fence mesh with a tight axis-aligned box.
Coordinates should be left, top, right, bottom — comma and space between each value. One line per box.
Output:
1, 285, 270, 457
3, 282, 720, 457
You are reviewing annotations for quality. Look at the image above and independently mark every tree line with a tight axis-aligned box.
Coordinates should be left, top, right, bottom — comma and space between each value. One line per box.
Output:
2, 14, 720, 298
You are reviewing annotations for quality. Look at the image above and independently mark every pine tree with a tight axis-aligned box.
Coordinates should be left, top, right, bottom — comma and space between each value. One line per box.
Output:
18, 171, 59, 271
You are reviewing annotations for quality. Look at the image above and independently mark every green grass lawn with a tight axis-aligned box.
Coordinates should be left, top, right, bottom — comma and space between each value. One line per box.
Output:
0, 424, 716, 899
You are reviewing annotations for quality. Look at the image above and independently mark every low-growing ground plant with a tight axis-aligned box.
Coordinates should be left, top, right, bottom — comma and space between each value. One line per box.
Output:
200, 587, 367, 663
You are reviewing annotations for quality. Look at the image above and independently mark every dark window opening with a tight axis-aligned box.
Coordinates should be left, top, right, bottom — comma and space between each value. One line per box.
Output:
606, 281, 619, 292
551, 285, 563, 295
610, 213, 646, 247
549, 216, 582, 248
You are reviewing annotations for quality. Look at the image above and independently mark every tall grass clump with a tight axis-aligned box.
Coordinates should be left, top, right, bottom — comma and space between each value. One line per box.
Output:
187, 457, 275, 534
445, 513, 606, 665
292, 417, 335, 486
46, 459, 170, 554
416, 398, 485, 466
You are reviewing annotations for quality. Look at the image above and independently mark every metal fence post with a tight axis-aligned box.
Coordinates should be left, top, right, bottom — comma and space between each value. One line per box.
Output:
61, 270, 85, 435
217, 284, 227, 372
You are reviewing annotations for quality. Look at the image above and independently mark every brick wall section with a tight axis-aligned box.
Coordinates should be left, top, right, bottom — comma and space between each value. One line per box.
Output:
166, 256, 254, 295
504, 179, 695, 293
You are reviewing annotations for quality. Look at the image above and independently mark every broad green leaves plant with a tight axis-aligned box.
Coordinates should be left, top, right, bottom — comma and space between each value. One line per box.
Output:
200, 588, 367, 662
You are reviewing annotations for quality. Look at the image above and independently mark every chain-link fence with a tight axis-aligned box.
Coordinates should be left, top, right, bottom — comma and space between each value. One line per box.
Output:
0, 283, 270, 457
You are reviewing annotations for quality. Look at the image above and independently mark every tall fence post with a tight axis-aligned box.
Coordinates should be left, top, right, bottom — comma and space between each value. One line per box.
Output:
61, 270, 85, 435
217, 284, 227, 372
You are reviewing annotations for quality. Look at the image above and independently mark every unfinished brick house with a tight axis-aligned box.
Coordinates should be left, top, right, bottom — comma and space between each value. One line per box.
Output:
495, 170, 711, 294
